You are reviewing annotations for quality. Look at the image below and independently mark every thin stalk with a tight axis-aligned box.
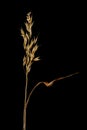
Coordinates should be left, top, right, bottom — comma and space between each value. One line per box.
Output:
26, 82, 42, 108
23, 72, 28, 130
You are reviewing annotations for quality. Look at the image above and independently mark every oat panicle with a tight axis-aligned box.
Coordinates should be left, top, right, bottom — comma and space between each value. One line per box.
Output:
21, 12, 40, 75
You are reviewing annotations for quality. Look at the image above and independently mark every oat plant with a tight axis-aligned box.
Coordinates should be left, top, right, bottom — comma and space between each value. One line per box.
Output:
20, 12, 79, 130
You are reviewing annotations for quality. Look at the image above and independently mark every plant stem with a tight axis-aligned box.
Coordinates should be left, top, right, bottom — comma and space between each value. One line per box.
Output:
26, 82, 42, 107
22, 71, 79, 130
23, 72, 28, 130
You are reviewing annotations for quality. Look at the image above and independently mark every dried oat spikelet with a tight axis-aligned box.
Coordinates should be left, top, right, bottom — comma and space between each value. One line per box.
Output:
21, 12, 40, 74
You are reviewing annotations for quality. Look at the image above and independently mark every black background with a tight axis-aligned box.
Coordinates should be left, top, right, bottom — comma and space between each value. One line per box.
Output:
1, 0, 82, 130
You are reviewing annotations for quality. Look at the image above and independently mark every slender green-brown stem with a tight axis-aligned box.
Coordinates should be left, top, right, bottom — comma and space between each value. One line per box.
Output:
26, 82, 42, 108
23, 72, 28, 130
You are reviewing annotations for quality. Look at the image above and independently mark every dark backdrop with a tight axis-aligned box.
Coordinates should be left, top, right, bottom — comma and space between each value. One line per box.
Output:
2, 1, 82, 130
